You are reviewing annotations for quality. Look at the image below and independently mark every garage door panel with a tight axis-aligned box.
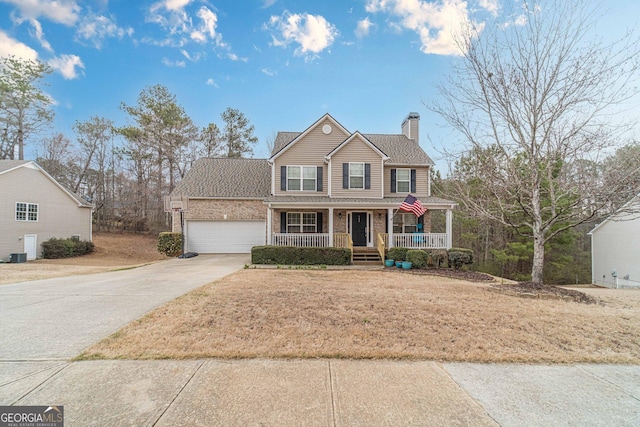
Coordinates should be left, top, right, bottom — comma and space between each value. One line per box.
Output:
186, 221, 266, 253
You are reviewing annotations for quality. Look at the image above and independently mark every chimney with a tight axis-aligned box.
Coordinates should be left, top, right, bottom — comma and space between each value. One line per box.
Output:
401, 112, 420, 144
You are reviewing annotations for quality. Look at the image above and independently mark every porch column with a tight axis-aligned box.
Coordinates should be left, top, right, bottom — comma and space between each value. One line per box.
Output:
266, 205, 272, 246
387, 208, 394, 248
446, 208, 453, 249
328, 207, 334, 247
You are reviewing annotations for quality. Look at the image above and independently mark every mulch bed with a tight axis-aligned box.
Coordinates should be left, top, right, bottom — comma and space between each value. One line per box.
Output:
387, 267, 496, 282
490, 281, 597, 304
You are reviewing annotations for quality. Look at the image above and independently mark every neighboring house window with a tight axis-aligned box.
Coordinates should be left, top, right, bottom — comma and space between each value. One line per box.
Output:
393, 213, 418, 233
349, 163, 364, 189
16, 202, 38, 222
287, 212, 317, 233
396, 169, 411, 193
286, 166, 317, 191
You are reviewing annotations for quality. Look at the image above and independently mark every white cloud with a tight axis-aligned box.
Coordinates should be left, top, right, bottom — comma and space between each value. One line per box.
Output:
479, 0, 499, 16
262, 0, 277, 8
0, 30, 38, 60
28, 18, 53, 52
48, 54, 84, 79
161, 57, 186, 67
206, 78, 218, 87
227, 53, 248, 62
365, 0, 482, 56
190, 7, 225, 47
261, 67, 277, 76
2, 0, 80, 26
164, 0, 192, 11
355, 17, 373, 38
76, 14, 133, 48
267, 12, 338, 57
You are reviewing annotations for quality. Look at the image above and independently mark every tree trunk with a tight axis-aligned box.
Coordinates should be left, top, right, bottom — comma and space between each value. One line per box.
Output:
531, 234, 545, 283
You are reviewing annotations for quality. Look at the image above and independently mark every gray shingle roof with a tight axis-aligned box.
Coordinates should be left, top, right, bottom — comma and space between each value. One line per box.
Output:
364, 134, 434, 165
271, 132, 434, 166
0, 160, 29, 174
172, 157, 271, 198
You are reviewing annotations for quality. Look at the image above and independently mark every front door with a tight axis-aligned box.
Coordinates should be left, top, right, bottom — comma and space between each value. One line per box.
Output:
351, 212, 367, 246
24, 234, 37, 260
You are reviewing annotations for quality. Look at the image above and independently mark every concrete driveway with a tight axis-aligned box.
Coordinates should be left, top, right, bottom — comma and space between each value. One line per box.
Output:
0, 254, 248, 360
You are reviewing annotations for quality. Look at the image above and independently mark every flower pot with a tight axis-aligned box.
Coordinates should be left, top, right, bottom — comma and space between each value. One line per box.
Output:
395, 261, 403, 268
385, 259, 395, 267
402, 261, 413, 269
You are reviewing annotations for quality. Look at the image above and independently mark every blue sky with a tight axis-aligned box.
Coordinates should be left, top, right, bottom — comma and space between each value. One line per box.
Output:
0, 0, 638, 169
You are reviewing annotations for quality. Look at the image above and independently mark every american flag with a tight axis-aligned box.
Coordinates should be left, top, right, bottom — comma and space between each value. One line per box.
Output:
399, 194, 427, 217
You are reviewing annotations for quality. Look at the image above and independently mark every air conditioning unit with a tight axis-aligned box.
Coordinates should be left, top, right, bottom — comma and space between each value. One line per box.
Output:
10, 253, 27, 263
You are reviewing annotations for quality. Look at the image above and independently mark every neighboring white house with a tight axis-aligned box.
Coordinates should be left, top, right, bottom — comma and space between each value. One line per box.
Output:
588, 195, 640, 288
0, 160, 93, 261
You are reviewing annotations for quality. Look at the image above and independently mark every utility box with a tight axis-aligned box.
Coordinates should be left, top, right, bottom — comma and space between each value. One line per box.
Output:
10, 253, 27, 263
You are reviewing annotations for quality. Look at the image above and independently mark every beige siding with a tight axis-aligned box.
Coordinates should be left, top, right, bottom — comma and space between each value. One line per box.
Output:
273, 117, 349, 196
330, 138, 383, 198
0, 166, 92, 261
173, 199, 266, 232
383, 165, 430, 197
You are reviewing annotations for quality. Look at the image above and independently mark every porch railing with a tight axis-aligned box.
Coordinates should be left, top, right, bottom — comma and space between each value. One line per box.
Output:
334, 233, 353, 264
271, 233, 330, 247
393, 233, 448, 249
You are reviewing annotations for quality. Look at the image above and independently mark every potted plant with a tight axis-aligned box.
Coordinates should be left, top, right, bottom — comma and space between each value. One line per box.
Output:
395, 259, 403, 268
402, 261, 413, 269
385, 259, 395, 267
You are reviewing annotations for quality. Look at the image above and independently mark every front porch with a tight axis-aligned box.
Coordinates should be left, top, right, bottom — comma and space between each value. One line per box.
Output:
269, 232, 450, 250
266, 204, 454, 254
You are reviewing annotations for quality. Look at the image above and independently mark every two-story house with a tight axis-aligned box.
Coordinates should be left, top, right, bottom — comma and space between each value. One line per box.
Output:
169, 113, 456, 261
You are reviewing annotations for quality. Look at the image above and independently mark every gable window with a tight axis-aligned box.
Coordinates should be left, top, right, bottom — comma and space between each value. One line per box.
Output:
396, 169, 411, 193
287, 166, 317, 191
349, 163, 364, 189
287, 212, 317, 233
16, 202, 38, 222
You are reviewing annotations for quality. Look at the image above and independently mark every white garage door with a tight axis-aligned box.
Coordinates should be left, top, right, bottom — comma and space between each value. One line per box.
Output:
186, 220, 266, 253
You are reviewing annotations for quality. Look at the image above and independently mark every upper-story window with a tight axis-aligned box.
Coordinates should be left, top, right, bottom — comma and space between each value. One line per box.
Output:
16, 202, 38, 222
349, 163, 364, 189
396, 168, 411, 193
287, 166, 317, 191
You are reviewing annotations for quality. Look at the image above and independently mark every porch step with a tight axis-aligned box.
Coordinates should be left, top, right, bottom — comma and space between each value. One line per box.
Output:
352, 248, 383, 265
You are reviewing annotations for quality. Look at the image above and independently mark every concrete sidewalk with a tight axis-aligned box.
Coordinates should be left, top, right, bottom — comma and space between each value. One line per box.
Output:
2, 359, 639, 426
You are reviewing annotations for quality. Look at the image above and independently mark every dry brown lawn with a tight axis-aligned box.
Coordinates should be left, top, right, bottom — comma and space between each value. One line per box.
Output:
80, 269, 640, 364
0, 232, 166, 284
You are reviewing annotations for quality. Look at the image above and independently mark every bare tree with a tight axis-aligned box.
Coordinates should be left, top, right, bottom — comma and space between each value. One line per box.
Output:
431, 0, 640, 283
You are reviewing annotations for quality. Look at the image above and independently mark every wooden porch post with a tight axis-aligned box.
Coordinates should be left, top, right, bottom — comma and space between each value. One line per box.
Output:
446, 208, 453, 249
329, 207, 334, 247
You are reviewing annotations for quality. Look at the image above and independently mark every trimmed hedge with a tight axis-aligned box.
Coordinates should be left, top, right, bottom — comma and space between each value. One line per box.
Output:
42, 237, 95, 259
426, 249, 448, 268
387, 247, 408, 262
406, 250, 428, 269
157, 232, 183, 256
252, 246, 351, 265
448, 248, 474, 270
